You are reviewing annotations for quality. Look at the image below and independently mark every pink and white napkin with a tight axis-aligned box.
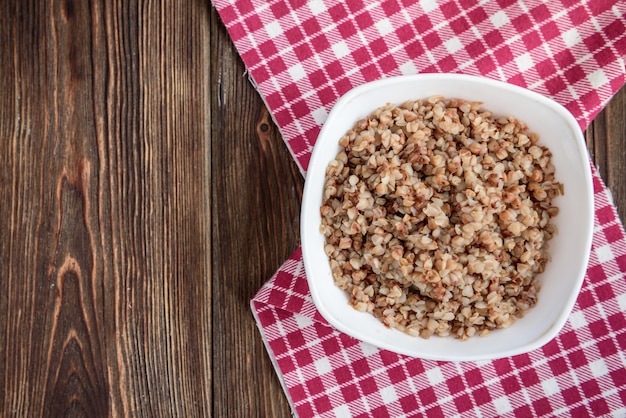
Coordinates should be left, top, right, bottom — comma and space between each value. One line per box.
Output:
213, 0, 626, 416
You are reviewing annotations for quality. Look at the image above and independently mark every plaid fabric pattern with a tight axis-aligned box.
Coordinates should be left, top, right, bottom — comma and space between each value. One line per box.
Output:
216, 0, 626, 173
212, 0, 626, 416
252, 168, 626, 417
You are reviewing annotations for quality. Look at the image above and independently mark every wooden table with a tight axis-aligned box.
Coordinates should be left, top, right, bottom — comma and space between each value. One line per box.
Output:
0, 1, 624, 416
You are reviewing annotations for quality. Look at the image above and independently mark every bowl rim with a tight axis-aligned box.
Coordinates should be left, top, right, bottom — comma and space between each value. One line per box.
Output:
300, 73, 594, 361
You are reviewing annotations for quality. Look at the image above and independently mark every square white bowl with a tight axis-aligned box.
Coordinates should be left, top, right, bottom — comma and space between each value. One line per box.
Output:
300, 74, 594, 361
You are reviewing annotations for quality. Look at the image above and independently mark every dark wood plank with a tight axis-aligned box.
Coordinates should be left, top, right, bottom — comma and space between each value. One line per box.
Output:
0, 0, 212, 416
586, 87, 626, 227
210, 6, 303, 417
1, 1, 111, 415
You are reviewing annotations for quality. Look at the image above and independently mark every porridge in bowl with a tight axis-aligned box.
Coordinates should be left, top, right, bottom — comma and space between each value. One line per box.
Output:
320, 96, 563, 341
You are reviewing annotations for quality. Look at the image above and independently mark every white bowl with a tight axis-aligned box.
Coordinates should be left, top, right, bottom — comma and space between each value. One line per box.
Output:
300, 74, 593, 361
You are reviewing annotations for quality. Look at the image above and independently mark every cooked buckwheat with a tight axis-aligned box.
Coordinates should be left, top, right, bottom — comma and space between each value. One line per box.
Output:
320, 96, 563, 340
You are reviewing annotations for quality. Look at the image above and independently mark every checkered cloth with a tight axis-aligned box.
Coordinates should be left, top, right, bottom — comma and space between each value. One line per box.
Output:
213, 0, 626, 416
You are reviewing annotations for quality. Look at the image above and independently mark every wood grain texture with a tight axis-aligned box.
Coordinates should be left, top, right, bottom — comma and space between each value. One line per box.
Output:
210, 7, 302, 417
1, 0, 212, 416
0, 1, 623, 417
586, 87, 626, 228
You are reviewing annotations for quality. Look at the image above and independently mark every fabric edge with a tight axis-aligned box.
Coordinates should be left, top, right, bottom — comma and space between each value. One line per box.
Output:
210, 0, 306, 176
590, 161, 626, 236
246, 72, 307, 177
250, 299, 300, 418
